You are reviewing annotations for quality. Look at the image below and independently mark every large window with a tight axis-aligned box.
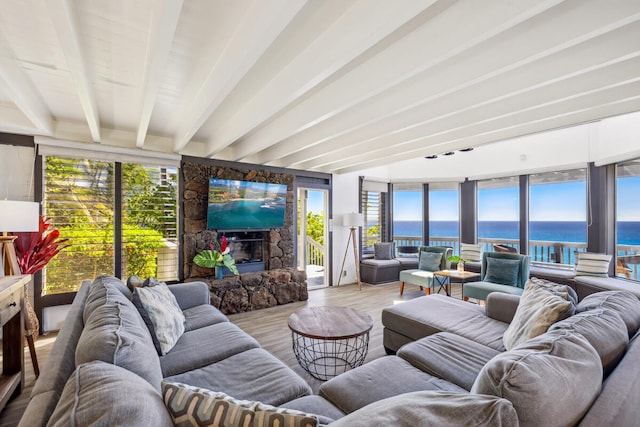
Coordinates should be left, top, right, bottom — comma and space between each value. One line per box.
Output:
392, 183, 423, 248
477, 176, 519, 253
428, 183, 459, 252
529, 169, 587, 264
616, 159, 640, 280
361, 180, 388, 255
43, 156, 178, 295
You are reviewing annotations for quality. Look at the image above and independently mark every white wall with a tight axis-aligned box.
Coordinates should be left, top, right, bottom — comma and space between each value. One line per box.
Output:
331, 171, 361, 285
0, 145, 35, 200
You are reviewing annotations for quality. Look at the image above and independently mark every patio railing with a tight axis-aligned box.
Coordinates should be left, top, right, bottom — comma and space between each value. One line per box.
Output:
306, 236, 325, 267
392, 235, 640, 281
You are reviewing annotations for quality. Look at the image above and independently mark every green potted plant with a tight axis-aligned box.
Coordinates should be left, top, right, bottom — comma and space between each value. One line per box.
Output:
447, 255, 471, 272
193, 236, 239, 279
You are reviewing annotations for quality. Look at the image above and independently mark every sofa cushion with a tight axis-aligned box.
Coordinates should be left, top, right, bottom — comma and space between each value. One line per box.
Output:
472, 329, 602, 427
161, 382, 318, 427
47, 361, 173, 427
576, 290, 640, 337
397, 332, 500, 391
503, 278, 576, 350
164, 348, 312, 406
374, 242, 394, 260
182, 304, 229, 331
460, 243, 482, 262
160, 321, 260, 377
134, 283, 185, 355
76, 286, 163, 390
282, 396, 345, 425
418, 251, 442, 271
319, 356, 467, 414
484, 257, 520, 286
328, 391, 519, 427
549, 308, 628, 377
83, 275, 132, 323
382, 295, 509, 351
576, 252, 612, 277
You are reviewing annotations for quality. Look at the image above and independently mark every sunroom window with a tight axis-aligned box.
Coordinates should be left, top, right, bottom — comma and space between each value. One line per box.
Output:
392, 183, 423, 251
428, 182, 459, 253
616, 159, 640, 281
477, 176, 520, 254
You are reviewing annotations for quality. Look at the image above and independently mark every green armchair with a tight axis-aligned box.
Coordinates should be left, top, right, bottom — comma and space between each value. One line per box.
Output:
399, 246, 452, 295
462, 251, 530, 301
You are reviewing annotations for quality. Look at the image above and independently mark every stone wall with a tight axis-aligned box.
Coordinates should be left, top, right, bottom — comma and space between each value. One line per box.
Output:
187, 268, 308, 314
182, 160, 295, 280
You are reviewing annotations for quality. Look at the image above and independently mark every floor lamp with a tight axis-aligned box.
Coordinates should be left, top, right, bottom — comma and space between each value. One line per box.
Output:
337, 212, 363, 290
0, 200, 41, 377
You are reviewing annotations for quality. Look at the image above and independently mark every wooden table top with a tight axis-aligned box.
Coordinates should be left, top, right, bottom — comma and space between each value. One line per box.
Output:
434, 270, 480, 280
288, 306, 373, 340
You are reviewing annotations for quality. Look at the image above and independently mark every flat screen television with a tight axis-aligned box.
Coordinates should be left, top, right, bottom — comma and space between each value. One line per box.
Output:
207, 178, 287, 230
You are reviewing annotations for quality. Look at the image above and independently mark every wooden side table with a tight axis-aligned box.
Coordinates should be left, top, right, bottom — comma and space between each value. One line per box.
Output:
433, 270, 481, 297
288, 306, 373, 380
0, 275, 27, 413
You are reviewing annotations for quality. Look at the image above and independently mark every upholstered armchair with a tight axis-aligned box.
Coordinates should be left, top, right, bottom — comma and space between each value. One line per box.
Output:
399, 246, 452, 295
462, 251, 530, 301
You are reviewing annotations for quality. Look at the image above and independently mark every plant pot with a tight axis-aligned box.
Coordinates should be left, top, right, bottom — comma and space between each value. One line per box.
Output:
215, 267, 224, 280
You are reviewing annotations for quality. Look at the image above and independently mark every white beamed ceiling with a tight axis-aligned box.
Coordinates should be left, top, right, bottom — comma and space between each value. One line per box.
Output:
0, 0, 639, 174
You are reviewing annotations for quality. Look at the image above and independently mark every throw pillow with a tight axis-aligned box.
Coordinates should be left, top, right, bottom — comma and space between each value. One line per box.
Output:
48, 361, 173, 427
575, 252, 612, 277
472, 329, 602, 427
135, 283, 185, 355
502, 278, 576, 350
418, 251, 442, 272
161, 381, 318, 427
484, 257, 521, 286
126, 275, 144, 292
374, 242, 395, 260
132, 292, 163, 355
460, 243, 482, 262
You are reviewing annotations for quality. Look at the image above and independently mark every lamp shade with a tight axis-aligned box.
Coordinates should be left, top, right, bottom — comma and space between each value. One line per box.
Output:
343, 212, 364, 227
0, 200, 40, 232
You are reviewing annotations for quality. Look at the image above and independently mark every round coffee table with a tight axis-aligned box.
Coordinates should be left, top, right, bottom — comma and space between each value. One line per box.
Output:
288, 306, 373, 381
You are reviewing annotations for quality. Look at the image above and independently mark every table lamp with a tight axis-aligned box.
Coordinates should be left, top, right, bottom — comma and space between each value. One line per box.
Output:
337, 212, 364, 290
0, 200, 40, 277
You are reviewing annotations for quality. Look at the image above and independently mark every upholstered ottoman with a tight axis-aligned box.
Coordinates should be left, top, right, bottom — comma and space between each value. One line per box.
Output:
360, 259, 400, 284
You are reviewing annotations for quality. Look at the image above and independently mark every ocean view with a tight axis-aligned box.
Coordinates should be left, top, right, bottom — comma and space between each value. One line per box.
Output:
391, 220, 640, 246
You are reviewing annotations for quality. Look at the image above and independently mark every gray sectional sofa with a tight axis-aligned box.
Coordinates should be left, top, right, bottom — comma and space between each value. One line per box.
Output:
19, 276, 313, 426
283, 288, 640, 426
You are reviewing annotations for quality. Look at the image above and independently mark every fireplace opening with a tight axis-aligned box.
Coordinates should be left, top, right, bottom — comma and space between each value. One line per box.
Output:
220, 231, 265, 273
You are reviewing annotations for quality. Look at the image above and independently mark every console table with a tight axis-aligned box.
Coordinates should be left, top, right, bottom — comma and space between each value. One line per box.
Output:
0, 275, 27, 413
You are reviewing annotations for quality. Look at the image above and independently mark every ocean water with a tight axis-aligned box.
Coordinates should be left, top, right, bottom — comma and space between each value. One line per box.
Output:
391, 220, 640, 246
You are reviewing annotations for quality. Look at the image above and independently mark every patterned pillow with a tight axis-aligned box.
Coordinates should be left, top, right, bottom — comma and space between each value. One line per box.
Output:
575, 252, 611, 277
484, 257, 520, 286
135, 283, 185, 355
374, 242, 395, 260
419, 251, 442, 272
161, 381, 318, 427
460, 243, 482, 262
503, 278, 576, 350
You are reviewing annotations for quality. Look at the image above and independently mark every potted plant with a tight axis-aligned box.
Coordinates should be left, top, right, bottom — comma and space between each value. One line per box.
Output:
447, 255, 471, 273
193, 236, 239, 279
12, 216, 69, 336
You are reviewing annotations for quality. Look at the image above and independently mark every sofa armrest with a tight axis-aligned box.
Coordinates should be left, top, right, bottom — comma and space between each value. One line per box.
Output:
168, 281, 210, 310
485, 293, 521, 324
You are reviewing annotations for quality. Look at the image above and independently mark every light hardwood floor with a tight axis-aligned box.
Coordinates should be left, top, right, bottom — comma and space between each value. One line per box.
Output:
0, 280, 464, 426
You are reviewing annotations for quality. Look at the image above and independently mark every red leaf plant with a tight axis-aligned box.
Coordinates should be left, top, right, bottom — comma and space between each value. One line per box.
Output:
11, 216, 70, 275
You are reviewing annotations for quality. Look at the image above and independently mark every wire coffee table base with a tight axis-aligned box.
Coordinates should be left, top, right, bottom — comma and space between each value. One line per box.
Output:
291, 331, 370, 380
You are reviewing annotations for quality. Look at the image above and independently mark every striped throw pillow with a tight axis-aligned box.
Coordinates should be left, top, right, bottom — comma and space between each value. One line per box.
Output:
575, 253, 611, 277
162, 382, 318, 427
460, 243, 482, 262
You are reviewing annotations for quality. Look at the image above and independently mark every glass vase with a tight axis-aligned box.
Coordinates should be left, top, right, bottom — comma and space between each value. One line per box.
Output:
457, 261, 464, 273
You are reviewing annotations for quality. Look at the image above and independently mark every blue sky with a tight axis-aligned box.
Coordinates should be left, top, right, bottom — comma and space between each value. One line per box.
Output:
306, 190, 325, 213
391, 179, 639, 221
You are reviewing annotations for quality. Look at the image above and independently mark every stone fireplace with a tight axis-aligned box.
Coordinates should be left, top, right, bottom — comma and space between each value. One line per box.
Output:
181, 158, 307, 314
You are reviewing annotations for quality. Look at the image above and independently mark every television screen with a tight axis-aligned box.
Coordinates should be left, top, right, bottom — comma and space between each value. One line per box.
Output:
207, 178, 287, 230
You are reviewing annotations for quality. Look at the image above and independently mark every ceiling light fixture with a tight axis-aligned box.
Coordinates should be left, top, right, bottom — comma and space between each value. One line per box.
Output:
459, 147, 474, 152
424, 155, 438, 159
443, 152, 455, 156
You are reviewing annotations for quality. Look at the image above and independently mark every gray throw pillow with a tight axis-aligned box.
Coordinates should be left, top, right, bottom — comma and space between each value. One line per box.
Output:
48, 361, 173, 427
135, 283, 185, 355
418, 251, 442, 272
502, 278, 576, 350
374, 243, 395, 260
484, 257, 520, 286
472, 329, 602, 427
